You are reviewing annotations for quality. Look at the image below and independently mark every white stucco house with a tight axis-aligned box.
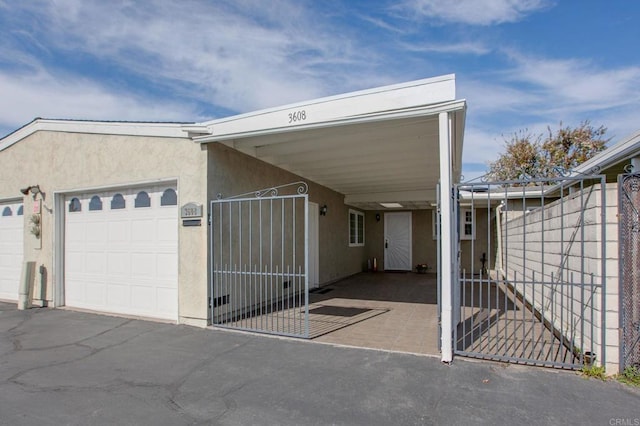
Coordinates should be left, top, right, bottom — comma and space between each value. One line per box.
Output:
0, 74, 465, 360
1, 73, 637, 373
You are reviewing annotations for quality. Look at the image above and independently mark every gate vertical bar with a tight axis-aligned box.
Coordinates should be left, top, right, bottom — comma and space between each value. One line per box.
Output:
600, 177, 607, 368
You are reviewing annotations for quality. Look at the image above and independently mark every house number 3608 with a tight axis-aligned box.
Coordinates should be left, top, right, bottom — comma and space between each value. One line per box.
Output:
288, 110, 306, 123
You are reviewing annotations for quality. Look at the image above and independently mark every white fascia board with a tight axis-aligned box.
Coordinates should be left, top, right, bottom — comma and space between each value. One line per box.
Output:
194, 99, 466, 145
194, 75, 458, 143
0, 119, 190, 152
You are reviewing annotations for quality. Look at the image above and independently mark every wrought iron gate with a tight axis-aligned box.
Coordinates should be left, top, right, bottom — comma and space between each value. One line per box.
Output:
453, 173, 607, 369
210, 182, 309, 338
619, 171, 640, 370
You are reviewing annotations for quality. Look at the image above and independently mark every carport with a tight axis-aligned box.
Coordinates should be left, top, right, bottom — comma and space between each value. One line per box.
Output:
188, 75, 465, 361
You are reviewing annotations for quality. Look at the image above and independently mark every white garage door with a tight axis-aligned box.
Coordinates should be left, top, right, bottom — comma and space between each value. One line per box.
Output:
0, 201, 24, 301
64, 185, 178, 320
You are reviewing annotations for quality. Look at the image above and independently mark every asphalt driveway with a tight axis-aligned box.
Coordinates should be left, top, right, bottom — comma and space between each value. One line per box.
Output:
1, 302, 638, 425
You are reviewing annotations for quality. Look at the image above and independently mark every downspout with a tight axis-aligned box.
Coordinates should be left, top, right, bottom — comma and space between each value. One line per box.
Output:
495, 202, 504, 277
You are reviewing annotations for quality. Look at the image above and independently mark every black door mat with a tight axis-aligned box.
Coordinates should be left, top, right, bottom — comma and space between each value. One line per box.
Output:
308, 306, 370, 317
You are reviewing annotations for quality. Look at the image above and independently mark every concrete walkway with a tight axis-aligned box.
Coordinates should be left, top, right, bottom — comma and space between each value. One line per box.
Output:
1, 302, 638, 426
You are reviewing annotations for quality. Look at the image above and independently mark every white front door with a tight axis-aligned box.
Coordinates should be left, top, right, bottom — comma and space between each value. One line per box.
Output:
308, 202, 319, 288
384, 212, 412, 271
0, 201, 24, 301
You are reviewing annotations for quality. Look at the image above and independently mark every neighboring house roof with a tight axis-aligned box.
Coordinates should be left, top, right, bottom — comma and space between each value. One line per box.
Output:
0, 118, 193, 152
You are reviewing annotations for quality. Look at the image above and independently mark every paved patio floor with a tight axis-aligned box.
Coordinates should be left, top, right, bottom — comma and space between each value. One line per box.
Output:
309, 272, 440, 355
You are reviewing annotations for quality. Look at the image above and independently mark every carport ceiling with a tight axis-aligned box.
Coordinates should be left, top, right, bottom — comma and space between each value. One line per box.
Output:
191, 75, 466, 210
203, 112, 462, 210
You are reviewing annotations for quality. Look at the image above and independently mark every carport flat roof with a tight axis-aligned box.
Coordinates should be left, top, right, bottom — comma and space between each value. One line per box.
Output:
190, 75, 466, 210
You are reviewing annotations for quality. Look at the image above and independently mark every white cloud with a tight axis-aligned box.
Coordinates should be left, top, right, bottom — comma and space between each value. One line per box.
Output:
505, 53, 640, 114
401, 0, 552, 25
401, 41, 491, 55
13, 0, 372, 113
458, 79, 541, 114
0, 69, 200, 136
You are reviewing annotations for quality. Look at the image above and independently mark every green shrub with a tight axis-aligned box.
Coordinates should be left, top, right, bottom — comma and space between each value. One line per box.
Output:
581, 365, 606, 381
616, 366, 640, 387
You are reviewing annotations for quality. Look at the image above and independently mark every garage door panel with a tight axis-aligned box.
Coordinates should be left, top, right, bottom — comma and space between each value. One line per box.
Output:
107, 252, 131, 275
157, 253, 178, 278
65, 185, 178, 320
131, 220, 155, 243
156, 288, 177, 313
157, 218, 178, 241
131, 286, 155, 311
85, 283, 107, 306
85, 252, 106, 274
65, 251, 85, 274
65, 221, 85, 243
0, 202, 24, 301
106, 284, 130, 308
108, 220, 131, 243
85, 221, 108, 244
131, 253, 156, 277
65, 279, 86, 304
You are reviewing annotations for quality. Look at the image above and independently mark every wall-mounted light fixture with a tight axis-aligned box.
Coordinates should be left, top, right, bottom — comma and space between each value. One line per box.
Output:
320, 204, 328, 216
375, 213, 381, 222
20, 185, 41, 199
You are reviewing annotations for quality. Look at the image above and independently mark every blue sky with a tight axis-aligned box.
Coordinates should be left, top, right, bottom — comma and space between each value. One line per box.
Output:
1, 0, 638, 179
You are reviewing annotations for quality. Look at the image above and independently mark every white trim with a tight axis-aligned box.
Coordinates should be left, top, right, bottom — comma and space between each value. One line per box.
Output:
0, 196, 23, 204
55, 177, 179, 196
194, 101, 466, 144
348, 209, 365, 247
438, 111, 453, 363
53, 193, 65, 307
1, 119, 190, 152
198, 74, 457, 128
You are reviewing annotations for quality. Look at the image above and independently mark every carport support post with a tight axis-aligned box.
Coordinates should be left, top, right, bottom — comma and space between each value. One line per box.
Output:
438, 111, 454, 363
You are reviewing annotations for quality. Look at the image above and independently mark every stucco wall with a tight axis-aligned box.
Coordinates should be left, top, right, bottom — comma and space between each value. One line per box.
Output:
0, 130, 209, 326
498, 183, 619, 372
207, 144, 366, 286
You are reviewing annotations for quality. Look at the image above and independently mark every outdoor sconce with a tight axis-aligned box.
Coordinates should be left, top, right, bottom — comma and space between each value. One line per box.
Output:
20, 185, 41, 199
320, 205, 328, 216
376, 213, 381, 222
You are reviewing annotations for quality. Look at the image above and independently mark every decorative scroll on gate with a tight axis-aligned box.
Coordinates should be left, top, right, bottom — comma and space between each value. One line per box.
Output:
210, 182, 309, 338
619, 170, 640, 370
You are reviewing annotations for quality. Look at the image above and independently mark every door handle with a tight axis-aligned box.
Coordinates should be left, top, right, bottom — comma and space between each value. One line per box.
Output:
385, 240, 388, 249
